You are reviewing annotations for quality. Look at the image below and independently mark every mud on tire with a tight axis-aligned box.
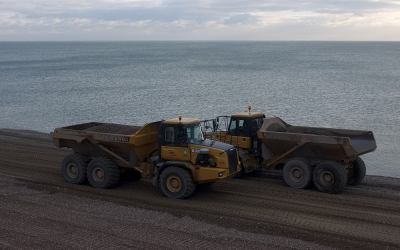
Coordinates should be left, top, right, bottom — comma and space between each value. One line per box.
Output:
61, 153, 88, 184
87, 158, 120, 189
159, 166, 196, 199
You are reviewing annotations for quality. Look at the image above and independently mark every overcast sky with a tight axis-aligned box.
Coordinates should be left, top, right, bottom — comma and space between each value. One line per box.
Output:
1, 0, 400, 41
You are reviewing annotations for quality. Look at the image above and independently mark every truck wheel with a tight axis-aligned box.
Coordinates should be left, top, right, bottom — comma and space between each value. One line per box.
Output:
61, 153, 88, 184
313, 161, 347, 194
159, 166, 196, 199
87, 158, 120, 189
283, 158, 313, 189
347, 157, 366, 186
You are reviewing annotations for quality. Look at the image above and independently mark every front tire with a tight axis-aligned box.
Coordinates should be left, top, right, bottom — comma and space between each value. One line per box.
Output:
347, 157, 366, 186
283, 158, 313, 189
61, 153, 88, 184
87, 158, 120, 189
159, 166, 196, 199
313, 161, 347, 194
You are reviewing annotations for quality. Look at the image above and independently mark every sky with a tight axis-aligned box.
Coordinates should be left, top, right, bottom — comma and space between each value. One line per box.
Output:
1, 0, 400, 41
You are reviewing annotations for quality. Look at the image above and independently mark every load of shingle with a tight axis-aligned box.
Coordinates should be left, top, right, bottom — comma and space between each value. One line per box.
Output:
84, 123, 142, 135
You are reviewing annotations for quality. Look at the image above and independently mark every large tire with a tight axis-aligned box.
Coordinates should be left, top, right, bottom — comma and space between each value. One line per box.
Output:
347, 157, 366, 186
283, 158, 313, 189
87, 158, 120, 189
313, 161, 348, 194
61, 153, 88, 184
159, 166, 196, 199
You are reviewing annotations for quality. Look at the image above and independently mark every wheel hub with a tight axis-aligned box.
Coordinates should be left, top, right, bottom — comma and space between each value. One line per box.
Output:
67, 163, 78, 177
166, 175, 181, 193
93, 167, 105, 182
320, 171, 334, 186
289, 167, 303, 182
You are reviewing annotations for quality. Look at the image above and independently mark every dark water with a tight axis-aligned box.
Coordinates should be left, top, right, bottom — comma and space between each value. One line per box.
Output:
0, 41, 399, 177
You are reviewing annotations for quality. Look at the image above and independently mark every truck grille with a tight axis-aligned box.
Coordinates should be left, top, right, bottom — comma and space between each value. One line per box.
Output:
226, 148, 239, 174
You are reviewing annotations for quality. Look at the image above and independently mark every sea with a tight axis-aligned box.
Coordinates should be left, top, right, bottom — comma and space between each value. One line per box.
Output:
0, 41, 399, 178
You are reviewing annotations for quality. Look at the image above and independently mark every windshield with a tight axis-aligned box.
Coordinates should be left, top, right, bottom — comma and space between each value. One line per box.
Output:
186, 123, 204, 145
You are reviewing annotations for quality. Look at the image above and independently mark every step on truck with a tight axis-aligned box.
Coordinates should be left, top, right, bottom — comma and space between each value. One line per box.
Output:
202, 107, 377, 194
51, 116, 240, 199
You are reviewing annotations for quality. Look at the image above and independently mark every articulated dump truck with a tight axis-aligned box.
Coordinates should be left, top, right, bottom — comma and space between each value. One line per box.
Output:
51, 117, 240, 199
202, 108, 377, 194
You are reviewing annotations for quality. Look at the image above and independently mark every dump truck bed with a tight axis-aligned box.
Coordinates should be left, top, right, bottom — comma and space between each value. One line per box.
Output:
257, 117, 377, 162
51, 122, 160, 164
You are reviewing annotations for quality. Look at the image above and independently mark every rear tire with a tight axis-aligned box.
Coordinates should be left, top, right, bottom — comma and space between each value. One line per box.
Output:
61, 153, 88, 184
347, 157, 366, 186
283, 158, 313, 189
87, 158, 120, 189
313, 161, 347, 194
160, 166, 196, 199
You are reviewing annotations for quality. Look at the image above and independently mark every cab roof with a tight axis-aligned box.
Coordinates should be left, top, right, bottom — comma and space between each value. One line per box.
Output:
162, 117, 201, 125
232, 111, 265, 118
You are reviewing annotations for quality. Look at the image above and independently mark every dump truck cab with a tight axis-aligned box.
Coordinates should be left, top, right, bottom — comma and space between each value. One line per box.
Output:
204, 108, 265, 150
160, 117, 204, 151
227, 111, 265, 151
202, 108, 265, 174
155, 117, 239, 196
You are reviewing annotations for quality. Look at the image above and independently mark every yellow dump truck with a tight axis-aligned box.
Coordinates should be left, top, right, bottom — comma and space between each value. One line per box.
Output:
202, 107, 377, 194
51, 117, 240, 199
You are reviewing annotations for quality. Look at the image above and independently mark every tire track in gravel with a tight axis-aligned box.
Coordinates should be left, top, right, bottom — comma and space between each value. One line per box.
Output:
0, 176, 331, 250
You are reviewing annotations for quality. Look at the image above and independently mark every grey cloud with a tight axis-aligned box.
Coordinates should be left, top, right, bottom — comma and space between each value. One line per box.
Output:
1, 0, 400, 41
21, 7, 211, 23
223, 14, 258, 25
200, 0, 399, 14
8, 0, 400, 24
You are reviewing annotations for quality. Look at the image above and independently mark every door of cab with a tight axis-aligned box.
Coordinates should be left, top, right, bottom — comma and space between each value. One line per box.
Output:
227, 118, 252, 149
160, 125, 190, 161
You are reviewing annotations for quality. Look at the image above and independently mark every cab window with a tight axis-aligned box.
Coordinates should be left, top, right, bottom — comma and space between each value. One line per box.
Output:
228, 118, 237, 135
186, 123, 204, 145
250, 117, 264, 135
238, 119, 248, 136
252, 117, 263, 129
229, 118, 248, 136
165, 127, 175, 143
164, 126, 186, 147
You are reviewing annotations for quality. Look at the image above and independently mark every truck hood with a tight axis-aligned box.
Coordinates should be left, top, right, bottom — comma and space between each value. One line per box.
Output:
194, 139, 235, 151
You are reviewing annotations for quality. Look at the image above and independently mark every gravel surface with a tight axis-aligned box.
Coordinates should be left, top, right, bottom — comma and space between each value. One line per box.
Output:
0, 129, 399, 250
